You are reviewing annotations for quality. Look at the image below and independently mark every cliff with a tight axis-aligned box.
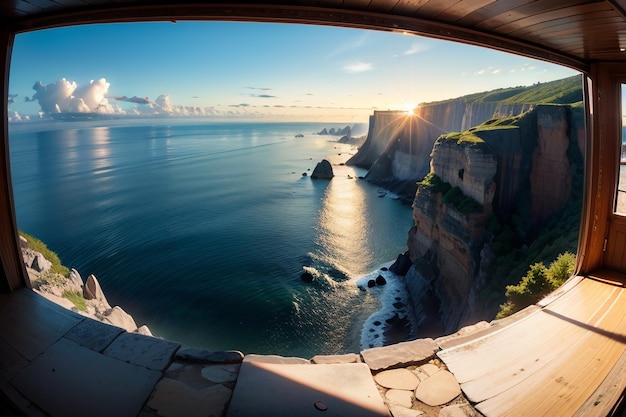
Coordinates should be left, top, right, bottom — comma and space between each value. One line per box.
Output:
347, 75, 582, 202
406, 104, 584, 333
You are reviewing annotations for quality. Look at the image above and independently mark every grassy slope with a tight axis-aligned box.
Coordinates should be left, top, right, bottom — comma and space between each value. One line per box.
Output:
420, 74, 582, 106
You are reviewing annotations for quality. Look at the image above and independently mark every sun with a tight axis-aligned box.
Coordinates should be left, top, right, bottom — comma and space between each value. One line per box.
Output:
404, 103, 417, 116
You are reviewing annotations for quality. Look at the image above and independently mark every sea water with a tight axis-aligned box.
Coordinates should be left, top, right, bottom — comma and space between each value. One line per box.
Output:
9, 119, 414, 358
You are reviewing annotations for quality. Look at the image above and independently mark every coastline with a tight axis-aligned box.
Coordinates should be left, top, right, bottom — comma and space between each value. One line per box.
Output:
20, 234, 152, 336
356, 261, 417, 349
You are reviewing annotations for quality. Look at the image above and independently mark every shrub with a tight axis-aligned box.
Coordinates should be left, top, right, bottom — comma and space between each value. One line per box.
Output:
496, 252, 576, 319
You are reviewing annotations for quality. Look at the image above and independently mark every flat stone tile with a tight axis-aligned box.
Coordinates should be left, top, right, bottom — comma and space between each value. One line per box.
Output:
226, 362, 389, 417
414, 369, 461, 407
201, 364, 240, 384
242, 354, 310, 364
147, 377, 232, 417
103, 332, 180, 371
63, 317, 124, 352
361, 338, 437, 371
0, 290, 83, 360
375, 368, 420, 390
175, 348, 243, 364
11, 338, 162, 417
0, 338, 29, 379
310, 353, 360, 364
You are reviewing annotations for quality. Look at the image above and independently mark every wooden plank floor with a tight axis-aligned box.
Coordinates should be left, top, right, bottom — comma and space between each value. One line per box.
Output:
438, 272, 626, 417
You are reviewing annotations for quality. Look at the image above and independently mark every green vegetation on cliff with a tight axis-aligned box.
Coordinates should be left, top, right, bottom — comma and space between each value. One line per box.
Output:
62, 290, 88, 311
421, 74, 582, 106
496, 252, 575, 318
418, 173, 482, 215
419, 172, 451, 195
20, 231, 69, 277
480, 106, 583, 315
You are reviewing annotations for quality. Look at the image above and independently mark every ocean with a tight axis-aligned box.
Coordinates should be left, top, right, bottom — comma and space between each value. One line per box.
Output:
9, 119, 414, 358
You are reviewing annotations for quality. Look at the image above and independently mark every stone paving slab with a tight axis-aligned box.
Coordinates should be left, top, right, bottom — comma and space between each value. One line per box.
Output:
226, 362, 390, 417
103, 332, 180, 371
146, 377, 233, 417
361, 338, 437, 371
63, 317, 124, 352
175, 347, 243, 364
242, 354, 310, 364
310, 353, 360, 364
11, 338, 161, 417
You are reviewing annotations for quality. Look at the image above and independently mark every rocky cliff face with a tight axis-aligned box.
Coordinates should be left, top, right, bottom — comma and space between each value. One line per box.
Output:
406, 105, 584, 333
347, 102, 535, 201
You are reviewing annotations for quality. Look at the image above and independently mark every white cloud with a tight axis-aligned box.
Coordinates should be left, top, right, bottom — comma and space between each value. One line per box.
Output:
403, 42, 428, 55
343, 62, 373, 73
30, 78, 123, 114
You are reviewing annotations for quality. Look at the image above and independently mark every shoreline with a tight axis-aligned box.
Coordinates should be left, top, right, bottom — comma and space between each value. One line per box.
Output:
356, 261, 417, 349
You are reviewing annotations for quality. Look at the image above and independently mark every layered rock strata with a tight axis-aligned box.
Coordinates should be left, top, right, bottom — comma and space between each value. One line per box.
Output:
406, 105, 584, 333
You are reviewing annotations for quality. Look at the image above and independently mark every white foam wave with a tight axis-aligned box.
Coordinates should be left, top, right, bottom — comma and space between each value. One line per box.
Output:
357, 263, 416, 350
302, 265, 340, 289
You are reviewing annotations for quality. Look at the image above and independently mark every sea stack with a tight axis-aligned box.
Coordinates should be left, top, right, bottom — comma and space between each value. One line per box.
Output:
311, 159, 334, 179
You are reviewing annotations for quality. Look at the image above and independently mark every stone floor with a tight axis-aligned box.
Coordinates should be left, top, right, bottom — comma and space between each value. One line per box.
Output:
7, 275, 626, 417
0, 288, 481, 417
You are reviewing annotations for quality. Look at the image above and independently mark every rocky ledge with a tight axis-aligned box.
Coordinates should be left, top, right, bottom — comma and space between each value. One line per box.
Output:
20, 234, 152, 336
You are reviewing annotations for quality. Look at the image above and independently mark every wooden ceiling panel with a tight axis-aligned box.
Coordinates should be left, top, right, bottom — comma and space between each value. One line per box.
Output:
2, 0, 626, 71
493, 3, 613, 34
476, 0, 594, 31
390, 0, 429, 14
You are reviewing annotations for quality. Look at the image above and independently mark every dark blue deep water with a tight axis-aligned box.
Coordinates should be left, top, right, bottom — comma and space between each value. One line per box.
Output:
9, 120, 413, 357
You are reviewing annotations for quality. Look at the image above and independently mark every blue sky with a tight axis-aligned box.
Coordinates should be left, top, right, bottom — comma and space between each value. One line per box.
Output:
8, 21, 579, 122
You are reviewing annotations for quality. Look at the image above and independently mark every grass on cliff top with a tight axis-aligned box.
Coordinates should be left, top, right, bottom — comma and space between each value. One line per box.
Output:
419, 74, 582, 106
440, 131, 484, 144
20, 231, 69, 277
418, 172, 452, 195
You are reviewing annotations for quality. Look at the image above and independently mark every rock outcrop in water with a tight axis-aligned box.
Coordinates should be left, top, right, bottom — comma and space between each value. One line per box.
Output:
311, 159, 334, 179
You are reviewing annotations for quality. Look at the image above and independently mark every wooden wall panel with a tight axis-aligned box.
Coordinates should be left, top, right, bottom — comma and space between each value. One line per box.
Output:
0, 28, 28, 292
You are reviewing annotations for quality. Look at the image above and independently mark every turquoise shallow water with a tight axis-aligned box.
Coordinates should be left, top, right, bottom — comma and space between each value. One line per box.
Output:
9, 120, 414, 357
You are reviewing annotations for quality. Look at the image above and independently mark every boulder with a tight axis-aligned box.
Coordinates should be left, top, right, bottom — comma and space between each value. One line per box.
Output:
68, 268, 84, 293
375, 275, 387, 285
390, 251, 413, 276
84, 274, 109, 306
31, 252, 52, 273
19, 235, 28, 249
311, 159, 334, 179
135, 325, 153, 336
367, 279, 376, 288
103, 306, 138, 333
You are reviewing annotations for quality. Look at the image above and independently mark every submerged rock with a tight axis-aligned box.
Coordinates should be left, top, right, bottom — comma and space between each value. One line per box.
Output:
301, 271, 314, 283
311, 159, 334, 179
390, 251, 412, 276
